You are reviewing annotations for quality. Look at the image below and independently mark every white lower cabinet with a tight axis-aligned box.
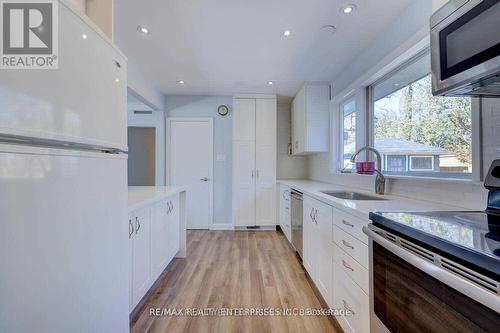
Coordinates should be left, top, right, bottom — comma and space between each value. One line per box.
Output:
303, 195, 334, 306
131, 207, 151, 307
293, 191, 370, 333
279, 185, 292, 242
129, 194, 181, 312
333, 263, 369, 333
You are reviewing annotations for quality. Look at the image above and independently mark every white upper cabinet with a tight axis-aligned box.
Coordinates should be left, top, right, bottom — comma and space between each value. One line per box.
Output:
291, 83, 330, 155
232, 96, 277, 227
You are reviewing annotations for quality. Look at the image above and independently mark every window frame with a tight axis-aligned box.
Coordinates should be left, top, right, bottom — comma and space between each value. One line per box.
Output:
366, 49, 479, 181
339, 97, 357, 171
409, 156, 435, 172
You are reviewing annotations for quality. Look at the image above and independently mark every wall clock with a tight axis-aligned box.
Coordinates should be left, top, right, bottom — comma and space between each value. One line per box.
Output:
217, 105, 229, 116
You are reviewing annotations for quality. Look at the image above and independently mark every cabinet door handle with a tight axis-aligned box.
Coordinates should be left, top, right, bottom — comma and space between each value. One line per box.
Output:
113, 60, 121, 68
170, 201, 174, 213
342, 219, 354, 228
135, 217, 141, 234
129, 220, 134, 239
251, 170, 254, 178
310, 208, 314, 222
342, 240, 354, 250
342, 260, 354, 271
343, 300, 355, 314
256, 169, 259, 178
314, 209, 318, 224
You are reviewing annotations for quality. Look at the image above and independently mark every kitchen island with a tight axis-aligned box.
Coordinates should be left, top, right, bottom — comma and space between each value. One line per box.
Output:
128, 186, 187, 313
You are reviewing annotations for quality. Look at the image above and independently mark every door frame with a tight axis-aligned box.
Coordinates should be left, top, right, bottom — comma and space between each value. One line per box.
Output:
166, 117, 214, 229
128, 110, 165, 185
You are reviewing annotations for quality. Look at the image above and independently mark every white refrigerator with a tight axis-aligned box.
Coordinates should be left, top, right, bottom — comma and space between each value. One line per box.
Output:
0, 2, 129, 332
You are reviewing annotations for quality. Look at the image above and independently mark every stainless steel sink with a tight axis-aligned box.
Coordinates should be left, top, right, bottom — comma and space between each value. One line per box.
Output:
320, 191, 389, 201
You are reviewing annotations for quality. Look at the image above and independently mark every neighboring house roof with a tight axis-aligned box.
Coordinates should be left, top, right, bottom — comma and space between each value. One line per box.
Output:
374, 138, 448, 155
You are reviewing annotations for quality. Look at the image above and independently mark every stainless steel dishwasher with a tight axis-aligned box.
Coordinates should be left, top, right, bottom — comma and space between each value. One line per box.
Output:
290, 190, 303, 259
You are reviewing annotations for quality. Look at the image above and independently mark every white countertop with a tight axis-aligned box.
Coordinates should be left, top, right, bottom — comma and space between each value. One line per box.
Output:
278, 179, 464, 220
128, 186, 187, 212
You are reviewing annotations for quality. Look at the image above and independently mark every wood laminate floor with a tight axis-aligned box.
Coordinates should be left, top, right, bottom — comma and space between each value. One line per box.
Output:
131, 230, 340, 333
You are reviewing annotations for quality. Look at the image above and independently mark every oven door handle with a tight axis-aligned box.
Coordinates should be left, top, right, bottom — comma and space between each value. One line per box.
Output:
363, 226, 500, 313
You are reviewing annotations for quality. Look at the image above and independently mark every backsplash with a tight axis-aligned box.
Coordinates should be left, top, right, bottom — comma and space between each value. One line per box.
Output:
307, 152, 488, 210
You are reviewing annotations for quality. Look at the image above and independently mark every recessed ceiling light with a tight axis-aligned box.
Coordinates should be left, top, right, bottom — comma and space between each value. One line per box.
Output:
137, 26, 150, 34
342, 4, 356, 14
283, 30, 291, 37
268, 81, 274, 85
81, 33, 88, 40
177, 80, 185, 85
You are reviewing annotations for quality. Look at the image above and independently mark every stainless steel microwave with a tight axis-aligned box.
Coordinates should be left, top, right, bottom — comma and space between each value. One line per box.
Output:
431, 0, 500, 97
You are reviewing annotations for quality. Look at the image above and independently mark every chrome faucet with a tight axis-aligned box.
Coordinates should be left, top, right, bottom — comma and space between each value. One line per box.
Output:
350, 146, 386, 195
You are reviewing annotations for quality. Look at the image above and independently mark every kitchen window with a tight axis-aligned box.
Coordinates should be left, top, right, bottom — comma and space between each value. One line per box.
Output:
370, 51, 473, 179
341, 99, 356, 170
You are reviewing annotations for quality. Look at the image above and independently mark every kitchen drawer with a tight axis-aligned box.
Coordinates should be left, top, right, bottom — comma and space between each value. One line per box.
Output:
333, 243, 369, 294
333, 263, 369, 333
333, 225, 369, 268
332, 208, 369, 244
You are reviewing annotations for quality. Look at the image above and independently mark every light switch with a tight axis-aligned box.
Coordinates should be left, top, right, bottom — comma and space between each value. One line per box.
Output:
216, 154, 226, 162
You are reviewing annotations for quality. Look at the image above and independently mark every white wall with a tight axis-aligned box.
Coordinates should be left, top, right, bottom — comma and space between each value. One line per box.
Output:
306, 0, 500, 210
165, 96, 233, 225
66, 0, 86, 13
127, 66, 165, 111
165, 96, 308, 226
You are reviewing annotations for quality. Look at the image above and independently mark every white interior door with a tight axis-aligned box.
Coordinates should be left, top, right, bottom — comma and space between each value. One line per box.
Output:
168, 118, 213, 229
255, 98, 277, 226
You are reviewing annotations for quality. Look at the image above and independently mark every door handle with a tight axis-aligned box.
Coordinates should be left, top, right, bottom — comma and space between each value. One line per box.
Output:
129, 220, 134, 239
135, 217, 141, 234
200, 177, 209, 182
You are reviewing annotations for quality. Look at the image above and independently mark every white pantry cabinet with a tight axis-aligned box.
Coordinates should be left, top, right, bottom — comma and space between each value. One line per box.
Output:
129, 193, 181, 311
279, 185, 292, 242
233, 96, 277, 227
291, 83, 330, 155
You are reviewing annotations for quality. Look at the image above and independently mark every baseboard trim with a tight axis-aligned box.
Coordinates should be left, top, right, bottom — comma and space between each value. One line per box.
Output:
210, 223, 235, 231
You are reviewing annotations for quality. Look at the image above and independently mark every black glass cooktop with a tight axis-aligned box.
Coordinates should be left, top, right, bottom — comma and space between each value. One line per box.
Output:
369, 211, 500, 281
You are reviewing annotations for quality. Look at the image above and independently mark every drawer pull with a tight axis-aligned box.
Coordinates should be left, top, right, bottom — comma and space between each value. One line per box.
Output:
343, 300, 355, 314
342, 219, 354, 227
342, 240, 354, 249
342, 260, 354, 271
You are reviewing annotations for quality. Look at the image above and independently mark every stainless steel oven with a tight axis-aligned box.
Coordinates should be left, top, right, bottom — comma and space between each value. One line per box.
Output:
431, 0, 500, 97
363, 225, 500, 333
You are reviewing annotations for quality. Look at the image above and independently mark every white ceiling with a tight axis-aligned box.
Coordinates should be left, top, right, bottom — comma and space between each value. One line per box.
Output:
115, 0, 414, 98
